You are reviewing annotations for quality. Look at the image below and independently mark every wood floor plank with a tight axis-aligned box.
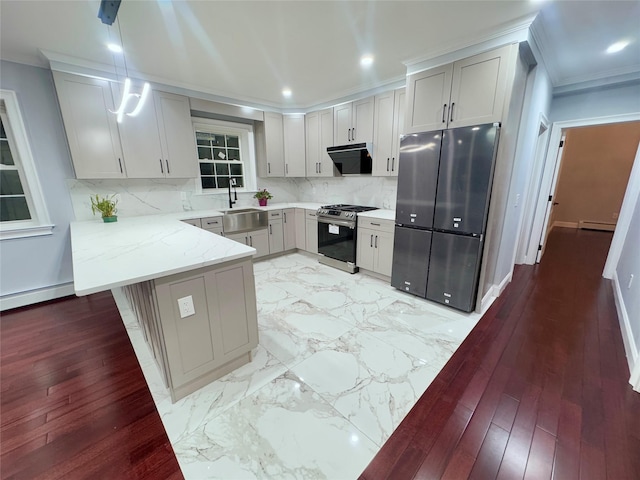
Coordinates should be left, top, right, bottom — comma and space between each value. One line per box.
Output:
361, 228, 639, 480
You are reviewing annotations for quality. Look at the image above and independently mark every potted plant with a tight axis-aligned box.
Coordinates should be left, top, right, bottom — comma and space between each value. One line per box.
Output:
253, 188, 273, 207
90, 194, 118, 223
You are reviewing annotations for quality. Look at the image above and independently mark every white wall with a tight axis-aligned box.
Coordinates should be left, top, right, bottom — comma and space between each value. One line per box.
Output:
0, 61, 76, 300
551, 82, 640, 123
493, 64, 552, 286
616, 194, 640, 363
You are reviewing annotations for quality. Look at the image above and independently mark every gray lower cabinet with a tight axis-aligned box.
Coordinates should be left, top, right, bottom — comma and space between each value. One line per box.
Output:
356, 218, 395, 277
125, 257, 258, 402
226, 230, 269, 258
305, 209, 318, 254
295, 208, 306, 249
268, 218, 284, 254
201, 216, 224, 235
283, 208, 296, 251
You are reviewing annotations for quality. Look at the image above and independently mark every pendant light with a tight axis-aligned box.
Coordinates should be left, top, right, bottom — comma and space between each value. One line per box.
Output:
100, 1, 150, 123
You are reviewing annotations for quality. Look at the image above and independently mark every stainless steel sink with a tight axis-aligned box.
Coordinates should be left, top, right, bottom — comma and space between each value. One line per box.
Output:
223, 208, 268, 233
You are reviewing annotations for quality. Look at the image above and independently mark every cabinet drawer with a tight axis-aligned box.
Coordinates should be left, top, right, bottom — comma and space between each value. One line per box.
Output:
268, 210, 283, 219
306, 209, 318, 219
359, 217, 394, 233
182, 218, 202, 228
201, 216, 223, 228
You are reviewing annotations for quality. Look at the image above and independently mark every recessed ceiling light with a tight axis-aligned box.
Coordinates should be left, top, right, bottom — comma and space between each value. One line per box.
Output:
107, 43, 123, 53
282, 88, 292, 98
606, 40, 630, 54
360, 55, 374, 68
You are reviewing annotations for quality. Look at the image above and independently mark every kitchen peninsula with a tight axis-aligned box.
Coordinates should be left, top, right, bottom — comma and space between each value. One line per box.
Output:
70, 211, 258, 402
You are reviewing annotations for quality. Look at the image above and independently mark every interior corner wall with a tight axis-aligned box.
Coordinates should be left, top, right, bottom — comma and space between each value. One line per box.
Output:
493, 63, 552, 286
551, 82, 640, 123
0, 61, 76, 302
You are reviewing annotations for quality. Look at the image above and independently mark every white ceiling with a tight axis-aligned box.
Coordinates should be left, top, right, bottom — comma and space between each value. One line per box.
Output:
1, 1, 638, 109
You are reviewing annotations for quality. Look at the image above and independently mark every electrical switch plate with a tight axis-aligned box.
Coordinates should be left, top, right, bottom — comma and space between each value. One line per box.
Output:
177, 295, 195, 318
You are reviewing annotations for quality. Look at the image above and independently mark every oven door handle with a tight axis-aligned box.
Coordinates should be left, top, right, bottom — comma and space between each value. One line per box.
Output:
317, 217, 355, 229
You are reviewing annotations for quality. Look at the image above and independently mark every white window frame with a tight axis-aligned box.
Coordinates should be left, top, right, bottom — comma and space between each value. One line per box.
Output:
192, 118, 258, 195
0, 90, 52, 240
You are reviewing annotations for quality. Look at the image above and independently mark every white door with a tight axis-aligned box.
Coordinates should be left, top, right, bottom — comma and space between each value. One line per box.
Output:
536, 135, 566, 263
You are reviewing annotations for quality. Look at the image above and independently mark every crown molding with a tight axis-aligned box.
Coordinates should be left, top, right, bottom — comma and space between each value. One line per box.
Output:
553, 71, 640, 97
404, 13, 537, 76
528, 14, 560, 86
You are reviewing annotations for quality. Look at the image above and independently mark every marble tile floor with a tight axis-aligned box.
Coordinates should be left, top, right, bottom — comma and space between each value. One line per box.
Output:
113, 253, 483, 479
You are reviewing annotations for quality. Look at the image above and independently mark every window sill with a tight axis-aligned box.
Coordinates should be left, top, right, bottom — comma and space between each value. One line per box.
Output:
0, 224, 55, 240
193, 189, 258, 197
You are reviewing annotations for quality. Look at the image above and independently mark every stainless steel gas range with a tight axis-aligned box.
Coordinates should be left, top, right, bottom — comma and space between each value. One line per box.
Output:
316, 204, 378, 273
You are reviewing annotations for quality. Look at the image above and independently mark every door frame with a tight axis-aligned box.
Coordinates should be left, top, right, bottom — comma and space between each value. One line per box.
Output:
523, 112, 640, 271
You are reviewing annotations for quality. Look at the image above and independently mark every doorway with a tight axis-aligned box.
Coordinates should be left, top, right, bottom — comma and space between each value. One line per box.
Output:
520, 113, 640, 273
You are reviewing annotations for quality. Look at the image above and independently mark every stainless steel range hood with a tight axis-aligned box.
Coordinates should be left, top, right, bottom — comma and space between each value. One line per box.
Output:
326, 143, 373, 175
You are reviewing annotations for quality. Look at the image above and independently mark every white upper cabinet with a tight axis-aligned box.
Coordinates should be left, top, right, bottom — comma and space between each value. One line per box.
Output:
405, 44, 514, 133
53, 71, 126, 179
305, 108, 334, 177
283, 114, 306, 177
153, 91, 198, 178
373, 88, 405, 177
333, 96, 374, 145
256, 111, 285, 177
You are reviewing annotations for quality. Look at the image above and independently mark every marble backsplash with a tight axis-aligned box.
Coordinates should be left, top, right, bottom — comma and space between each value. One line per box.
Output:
68, 175, 398, 221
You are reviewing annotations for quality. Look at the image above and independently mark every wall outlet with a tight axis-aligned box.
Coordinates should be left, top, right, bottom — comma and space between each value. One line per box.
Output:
177, 295, 195, 318
628, 274, 634, 290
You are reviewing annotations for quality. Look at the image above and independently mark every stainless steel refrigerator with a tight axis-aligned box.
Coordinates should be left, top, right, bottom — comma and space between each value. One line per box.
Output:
391, 123, 500, 312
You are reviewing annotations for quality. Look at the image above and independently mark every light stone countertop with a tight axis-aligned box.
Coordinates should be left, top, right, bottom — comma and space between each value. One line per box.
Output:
71, 215, 256, 296
358, 209, 396, 221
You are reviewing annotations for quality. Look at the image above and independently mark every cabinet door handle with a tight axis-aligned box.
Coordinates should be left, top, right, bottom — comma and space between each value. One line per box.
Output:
375, 235, 378, 248
268, 162, 271, 174
348, 128, 352, 142
270, 224, 272, 234
352, 128, 356, 141
387, 158, 389, 172
166, 159, 170, 174
206, 220, 219, 225
249, 236, 253, 246
272, 213, 280, 216
319, 162, 322, 174
450, 102, 455, 122
284, 212, 287, 223
316, 162, 319, 174
286, 164, 288, 175
391, 157, 395, 172
159, 159, 164, 173
118, 158, 123, 174
371, 222, 380, 226
442, 104, 447, 123
370, 234, 373, 248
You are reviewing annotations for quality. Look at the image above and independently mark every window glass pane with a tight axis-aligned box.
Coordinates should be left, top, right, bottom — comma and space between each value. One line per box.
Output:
0, 170, 25, 195
232, 176, 244, 187
0, 118, 6, 139
213, 147, 227, 160
215, 163, 229, 176
201, 177, 215, 189
0, 196, 31, 221
196, 132, 212, 146
226, 136, 239, 148
199, 163, 214, 175
198, 146, 213, 160
217, 177, 230, 189
211, 135, 225, 147
227, 148, 240, 161
1, 140, 14, 166
230, 163, 243, 176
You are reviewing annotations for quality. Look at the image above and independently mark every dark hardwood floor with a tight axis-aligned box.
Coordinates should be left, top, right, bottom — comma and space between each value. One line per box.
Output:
2, 227, 637, 479
1, 292, 183, 479
361, 227, 640, 479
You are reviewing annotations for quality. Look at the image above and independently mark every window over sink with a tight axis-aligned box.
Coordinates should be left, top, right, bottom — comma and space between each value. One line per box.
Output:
192, 118, 257, 193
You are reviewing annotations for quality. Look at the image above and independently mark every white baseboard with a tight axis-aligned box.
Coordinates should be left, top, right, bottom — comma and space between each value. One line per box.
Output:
578, 220, 616, 231
0, 282, 75, 311
611, 272, 639, 390
479, 272, 513, 314
552, 221, 578, 229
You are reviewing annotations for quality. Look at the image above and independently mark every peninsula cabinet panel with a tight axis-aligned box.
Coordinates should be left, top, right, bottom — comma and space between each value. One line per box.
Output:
153, 259, 258, 402
52, 71, 125, 179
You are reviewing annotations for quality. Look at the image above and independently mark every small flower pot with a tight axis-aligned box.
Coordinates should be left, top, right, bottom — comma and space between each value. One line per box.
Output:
258, 198, 267, 207
102, 215, 118, 223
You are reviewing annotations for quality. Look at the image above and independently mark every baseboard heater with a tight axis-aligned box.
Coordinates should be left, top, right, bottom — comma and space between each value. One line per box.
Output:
578, 220, 616, 231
